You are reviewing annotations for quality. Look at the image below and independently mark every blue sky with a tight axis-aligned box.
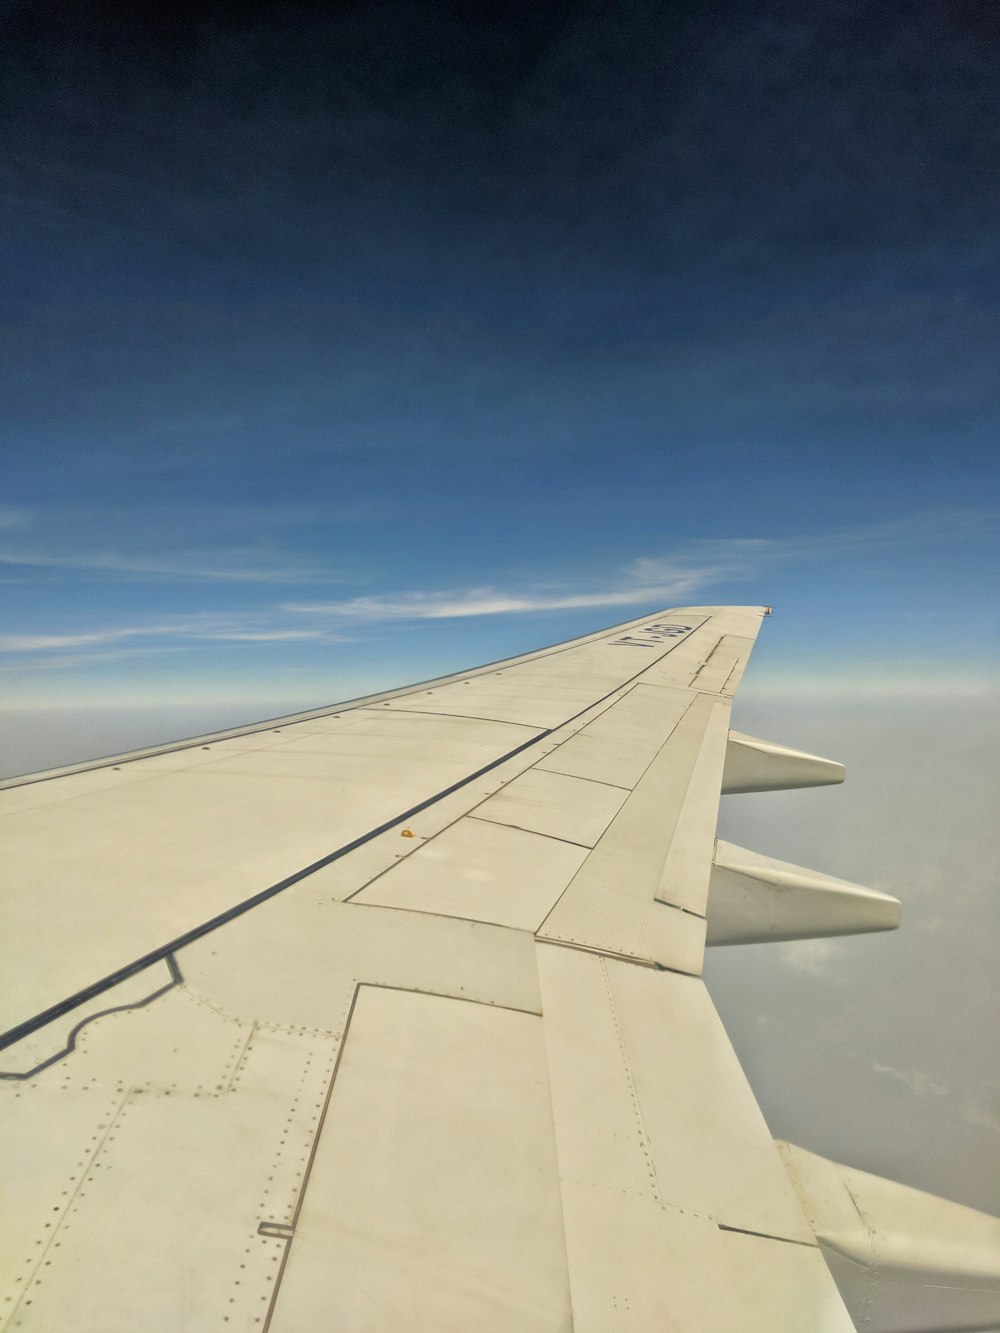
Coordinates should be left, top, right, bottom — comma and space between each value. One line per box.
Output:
2, 0, 998, 733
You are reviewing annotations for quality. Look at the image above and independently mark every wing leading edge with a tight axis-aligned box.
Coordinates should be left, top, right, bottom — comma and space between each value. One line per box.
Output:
2, 605, 996, 1331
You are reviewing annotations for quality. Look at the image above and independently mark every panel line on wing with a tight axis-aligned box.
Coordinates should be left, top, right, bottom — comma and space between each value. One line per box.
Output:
687, 636, 724, 685
464, 813, 593, 850
531, 767, 632, 793
0, 972, 181, 1081
536, 937, 672, 971
717, 1223, 817, 1249
258, 980, 363, 1332
2, 1088, 133, 1327
340, 681, 655, 904
356, 706, 543, 730
653, 898, 708, 920
598, 955, 665, 1206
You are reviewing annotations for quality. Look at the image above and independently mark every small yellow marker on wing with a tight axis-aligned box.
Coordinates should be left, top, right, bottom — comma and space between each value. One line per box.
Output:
400, 828, 416, 838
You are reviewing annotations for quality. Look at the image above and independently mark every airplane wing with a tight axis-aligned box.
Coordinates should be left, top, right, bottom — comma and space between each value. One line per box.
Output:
2, 605, 998, 1331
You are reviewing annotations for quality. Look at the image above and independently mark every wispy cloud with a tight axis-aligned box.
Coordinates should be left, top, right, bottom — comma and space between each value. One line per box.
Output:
778, 937, 847, 980
0, 547, 336, 584
0, 613, 338, 667
3, 506, 992, 598
283, 510, 997, 626
0, 506, 32, 531
962, 1090, 1000, 1134
0, 496, 378, 585
0, 542, 744, 670
285, 582, 700, 621
0, 631, 141, 651
634, 509, 997, 581
0, 646, 189, 672
5, 510, 996, 669
870, 1060, 951, 1098
285, 541, 762, 623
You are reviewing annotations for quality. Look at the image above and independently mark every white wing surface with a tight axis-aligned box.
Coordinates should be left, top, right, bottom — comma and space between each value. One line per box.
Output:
2, 605, 991, 1331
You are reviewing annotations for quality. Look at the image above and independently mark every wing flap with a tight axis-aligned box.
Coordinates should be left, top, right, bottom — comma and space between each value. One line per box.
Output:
536, 691, 730, 966
537, 943, 855, 1330
266, 987, 573, 1332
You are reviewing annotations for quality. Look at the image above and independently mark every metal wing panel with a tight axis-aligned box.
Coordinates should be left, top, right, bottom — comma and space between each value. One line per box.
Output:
0, 604, 862, 1330
1, 606, 762, 1043
536, 943, 815, 1243
265, 987, 573, 1332
356, 816, 591, 929
0, 710, 544, 1035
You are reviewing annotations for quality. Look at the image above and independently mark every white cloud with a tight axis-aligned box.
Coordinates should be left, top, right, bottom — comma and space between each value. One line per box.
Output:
0, 614, 336, 664
0, 647, 187, 672
962, 1092, 1000, 1134
0, 506, 31, 531
870, 1060, 951, 1098
0, 631, 126, 651
777, 936, 847, 980
285, 583, 700, 621
284, 510, 999, 627
0, 543, 747, 677
2, 504, 993, 603
7, 509, 998, 669
0, 547, 334, 583
284, 541, 761, 623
